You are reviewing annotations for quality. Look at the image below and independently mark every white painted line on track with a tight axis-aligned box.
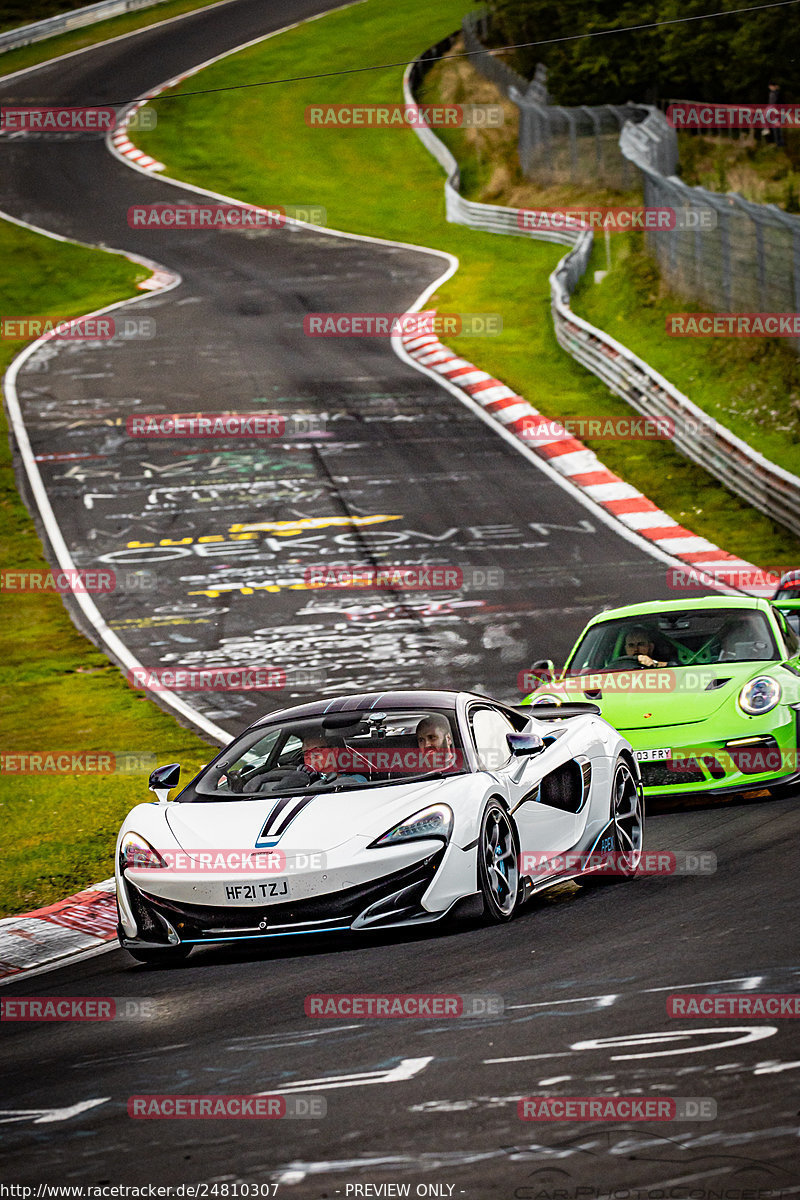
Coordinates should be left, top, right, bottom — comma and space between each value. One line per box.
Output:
1, 209, 231, 746
256, 1056, 433, 1094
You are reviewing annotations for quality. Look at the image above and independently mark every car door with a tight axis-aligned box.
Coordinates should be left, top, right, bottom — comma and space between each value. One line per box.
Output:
467, 704, 579, 857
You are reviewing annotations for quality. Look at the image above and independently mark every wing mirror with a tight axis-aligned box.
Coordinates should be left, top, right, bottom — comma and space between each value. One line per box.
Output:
507, 732, 546, 757
148, 762, 181, 803
528, 659, 555, 685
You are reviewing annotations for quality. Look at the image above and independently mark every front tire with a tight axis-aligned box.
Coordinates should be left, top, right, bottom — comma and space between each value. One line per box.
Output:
477, 801, 520, 922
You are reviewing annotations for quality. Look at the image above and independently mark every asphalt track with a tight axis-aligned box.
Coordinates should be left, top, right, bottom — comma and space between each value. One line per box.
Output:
2, 800, 800, 1194
1, 1, 798, 1194
0, 0, 687, 741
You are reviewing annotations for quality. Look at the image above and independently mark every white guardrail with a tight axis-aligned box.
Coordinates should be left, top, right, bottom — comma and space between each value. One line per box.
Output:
405, 39, 800, 542
0, 0, 170, 53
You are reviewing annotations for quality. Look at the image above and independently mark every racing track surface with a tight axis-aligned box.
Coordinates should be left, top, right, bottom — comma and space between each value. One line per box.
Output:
0, 0, 685, 740
1, 1, 799, 1194
2, 799, 800, 1193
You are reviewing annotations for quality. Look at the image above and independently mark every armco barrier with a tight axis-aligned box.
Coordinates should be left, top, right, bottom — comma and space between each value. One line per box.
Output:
405, 37, 800, 541
0, 0, 170, 53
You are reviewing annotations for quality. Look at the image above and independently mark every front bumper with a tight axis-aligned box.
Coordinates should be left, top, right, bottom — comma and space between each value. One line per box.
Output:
630, 709, 800, 800
118, 849, 449, 948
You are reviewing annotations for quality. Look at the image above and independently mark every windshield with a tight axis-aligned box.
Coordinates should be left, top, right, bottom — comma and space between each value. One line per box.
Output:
193, 708, 466, 798
566, 609, 779, 673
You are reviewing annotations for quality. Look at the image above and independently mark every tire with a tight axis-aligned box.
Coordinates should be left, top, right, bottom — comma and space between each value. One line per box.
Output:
477, 800, 520, 922
126, 944, 192, 965
582, 757, 644, 887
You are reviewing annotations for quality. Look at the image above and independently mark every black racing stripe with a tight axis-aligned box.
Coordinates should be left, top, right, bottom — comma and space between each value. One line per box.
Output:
273, 794, 316, 837
260, 794, 299, 837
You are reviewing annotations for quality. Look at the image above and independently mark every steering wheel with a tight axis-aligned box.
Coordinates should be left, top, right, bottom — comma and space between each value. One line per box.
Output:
606, 655, 647, 668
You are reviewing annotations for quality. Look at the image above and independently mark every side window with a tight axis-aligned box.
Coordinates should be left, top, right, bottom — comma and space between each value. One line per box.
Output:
275, 734, 303, 767
470, 707, 516, 771
775, 610, 800, 656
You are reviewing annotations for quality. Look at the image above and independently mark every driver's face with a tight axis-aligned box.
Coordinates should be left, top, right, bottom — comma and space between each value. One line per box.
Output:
417, 726, 450, 750
303, 738, 335, 771
624, 634, 653, 655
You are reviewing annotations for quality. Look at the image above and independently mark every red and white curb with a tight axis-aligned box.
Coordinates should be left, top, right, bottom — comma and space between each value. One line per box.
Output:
110, 99, 165, 172
402, 317, 771, 597
0, 880, 117, 983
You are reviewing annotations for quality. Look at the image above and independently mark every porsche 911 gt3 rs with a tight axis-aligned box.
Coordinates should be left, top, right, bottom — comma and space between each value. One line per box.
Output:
522, 597, 800, 801
115, 690, 643, 963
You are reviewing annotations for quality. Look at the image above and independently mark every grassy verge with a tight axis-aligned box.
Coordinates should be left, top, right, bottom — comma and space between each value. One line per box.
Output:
0, 0, 227, 78
677, 131, 800, 211
0, 222, 213, 917
135, 2, 800, 568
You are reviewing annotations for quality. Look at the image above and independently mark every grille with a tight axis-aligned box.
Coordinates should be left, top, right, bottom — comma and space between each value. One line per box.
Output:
640, 762, 704, 787
132, 851, 444, 938
726, 738, 781, 775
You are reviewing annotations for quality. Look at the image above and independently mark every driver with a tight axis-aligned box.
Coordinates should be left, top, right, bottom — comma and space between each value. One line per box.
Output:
621, 626, 669, 669
416, 715, 457, 771
284, 733, 367, 786
300, 733, 338, 776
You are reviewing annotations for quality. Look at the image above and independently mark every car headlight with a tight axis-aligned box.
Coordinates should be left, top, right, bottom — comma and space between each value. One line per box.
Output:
370, 803, 453, 848
119, 832, 167, 871
738, 676, 782, 716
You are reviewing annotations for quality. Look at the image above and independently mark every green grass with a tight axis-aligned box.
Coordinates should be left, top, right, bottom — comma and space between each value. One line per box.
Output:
572, 238, 800, 478
135, 0, 800, 569
0, 0, 228, 77
0, 221, 214, 917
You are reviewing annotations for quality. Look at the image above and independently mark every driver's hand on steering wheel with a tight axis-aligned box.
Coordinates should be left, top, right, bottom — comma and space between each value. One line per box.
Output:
636, 653, 667, 668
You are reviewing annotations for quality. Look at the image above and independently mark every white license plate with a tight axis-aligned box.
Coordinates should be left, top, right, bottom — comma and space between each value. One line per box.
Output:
635, 747, 672, 762
220, 879, 290, 904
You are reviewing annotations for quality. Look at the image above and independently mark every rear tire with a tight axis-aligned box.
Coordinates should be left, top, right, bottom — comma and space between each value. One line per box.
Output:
477, 801, 520, 922
582, 757, 643, 887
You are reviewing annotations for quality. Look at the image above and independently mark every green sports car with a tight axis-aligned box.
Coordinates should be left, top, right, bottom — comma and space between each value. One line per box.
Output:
520, 596, 800, 801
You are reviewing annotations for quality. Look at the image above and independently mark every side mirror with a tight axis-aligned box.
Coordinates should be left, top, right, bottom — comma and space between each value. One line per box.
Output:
507, 732, 546, 757
529, 659, 555, 685
149, 762, 181, 803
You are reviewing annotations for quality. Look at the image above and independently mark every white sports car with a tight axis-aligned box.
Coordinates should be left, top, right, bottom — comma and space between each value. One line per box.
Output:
115, 690, 644, 963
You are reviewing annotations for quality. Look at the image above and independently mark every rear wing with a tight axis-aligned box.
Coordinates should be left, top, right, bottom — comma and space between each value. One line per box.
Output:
511, 702, 601, 721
